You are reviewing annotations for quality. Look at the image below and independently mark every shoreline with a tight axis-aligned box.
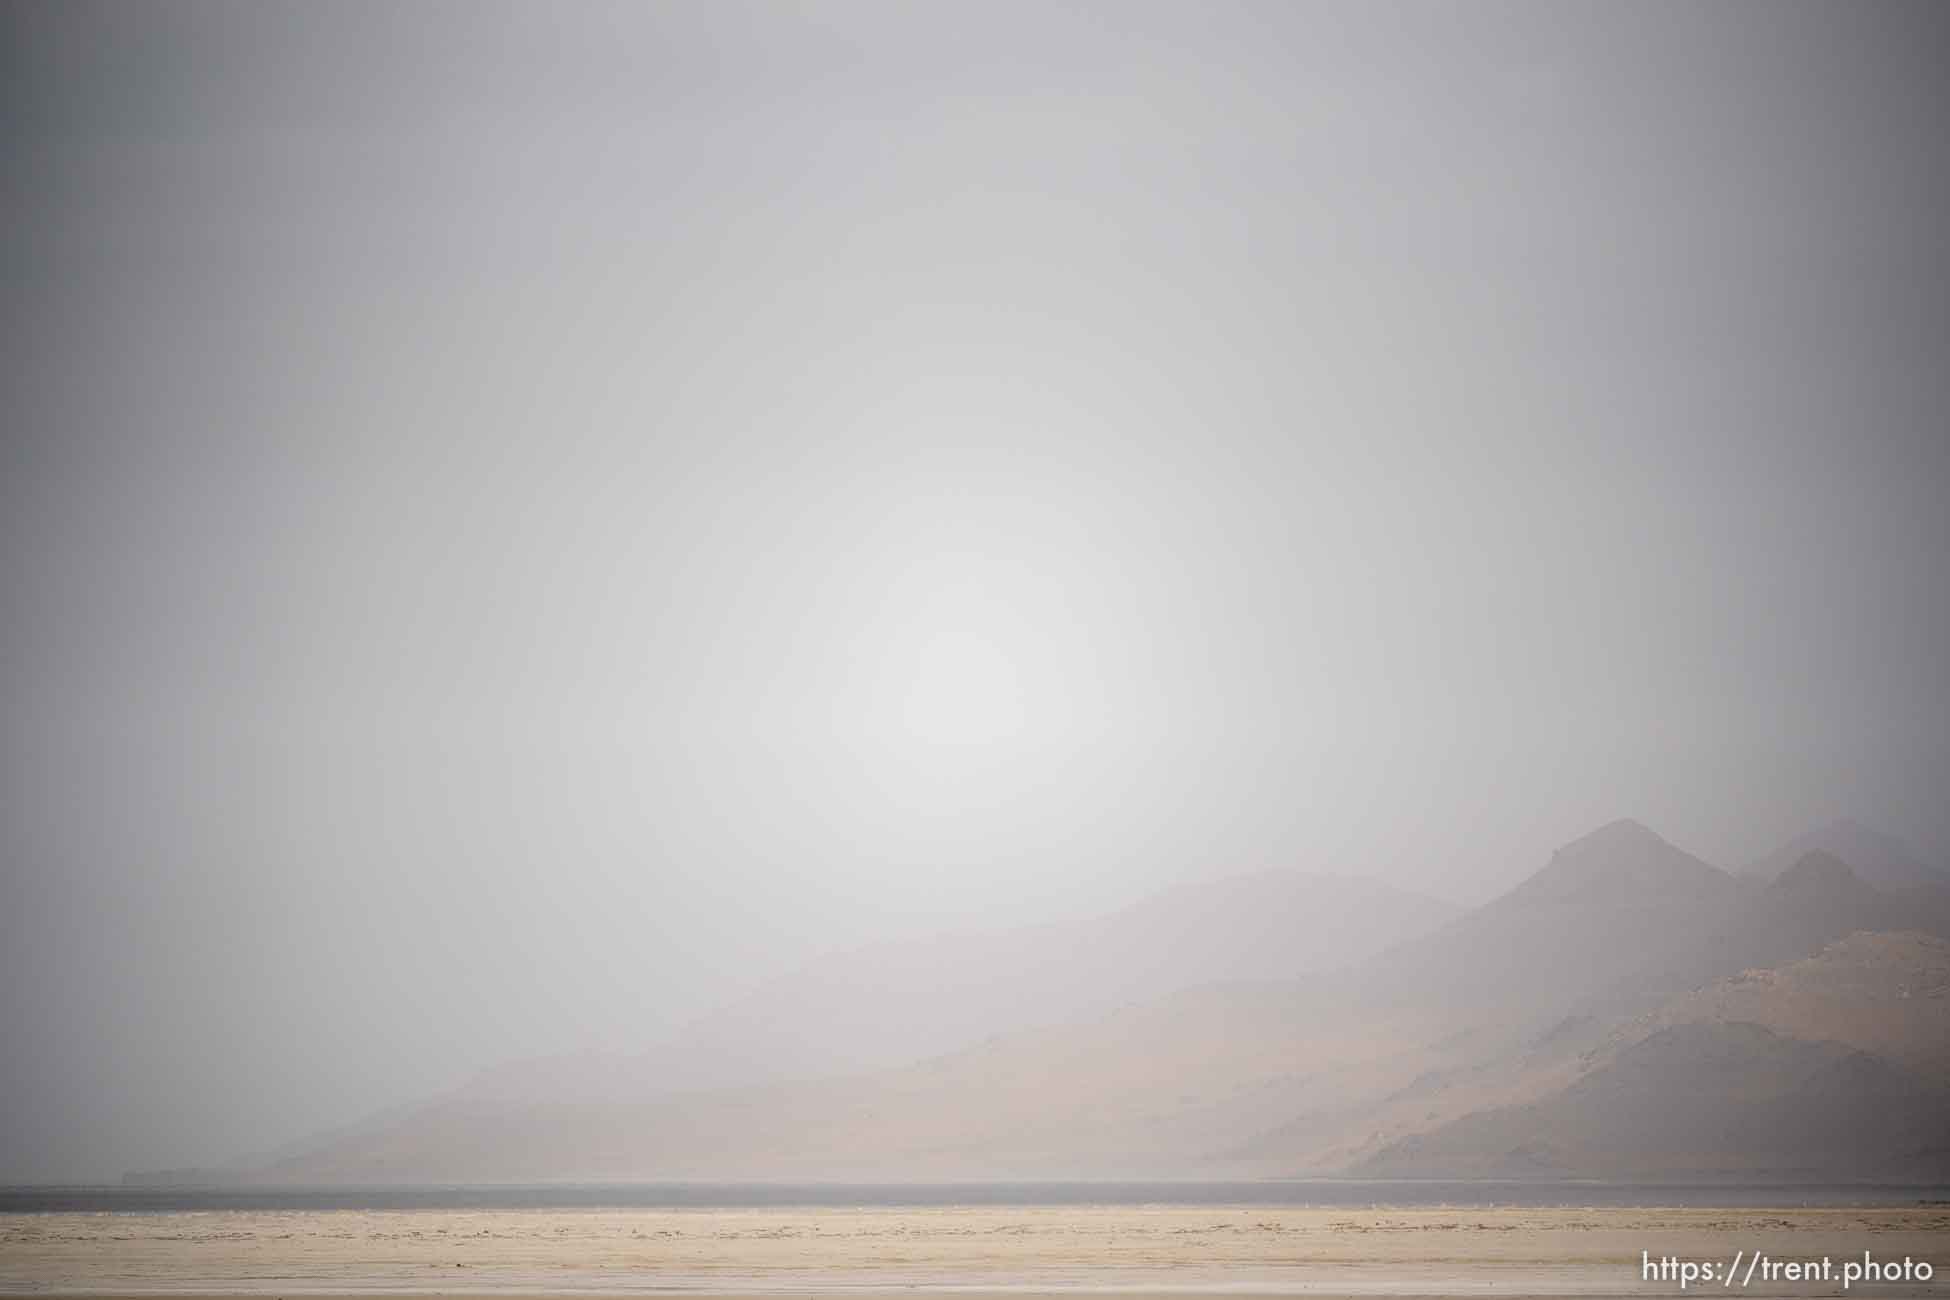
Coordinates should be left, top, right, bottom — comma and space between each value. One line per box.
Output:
9, 1184, 1947, 1215
5, 1205, 1946, 1299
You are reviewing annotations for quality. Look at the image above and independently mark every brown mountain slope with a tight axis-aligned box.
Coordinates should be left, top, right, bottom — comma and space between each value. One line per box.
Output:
1353, 929, 1950, 1181
1249, 866, 1950, 1174
1613, 929, 1950, 1073
1353, 1020, 1950, 1181
1356, 820, 1745, 1023
1370, 837, 1950, 1030
259, 979, 1433, 1181
458, 870, 1459, 1105
242, 824, 1950, 1185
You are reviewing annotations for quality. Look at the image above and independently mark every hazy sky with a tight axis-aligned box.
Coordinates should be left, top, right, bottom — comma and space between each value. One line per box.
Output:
4, 1, 1948, 1182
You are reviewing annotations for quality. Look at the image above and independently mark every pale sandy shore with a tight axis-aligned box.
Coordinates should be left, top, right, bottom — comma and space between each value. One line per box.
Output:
0, 1293, 1818, 1300
3, 1206, 1947, 1298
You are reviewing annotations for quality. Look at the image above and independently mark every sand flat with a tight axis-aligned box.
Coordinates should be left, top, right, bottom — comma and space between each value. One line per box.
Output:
2, 1206, 1946, 1297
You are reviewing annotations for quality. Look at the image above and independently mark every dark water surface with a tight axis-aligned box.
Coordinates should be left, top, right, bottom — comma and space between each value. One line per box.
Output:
3, 1181, 1944, 1213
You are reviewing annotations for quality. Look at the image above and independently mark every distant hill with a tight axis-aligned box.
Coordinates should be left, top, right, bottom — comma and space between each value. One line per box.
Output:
1506, 817, 1738, 905
1232, 829, 1950, 1174
1354, 1020, 1950, 1181
456, 869, 1460, 1105
1355, 927, 1950, 1181
1641, 853, 1950, 1003
1327, 821, 1945, 1029
220, 819, 1950, 1186
1614, 929, 1950, 1073
1359, 819, 1744, 1021
1745, 819, 1948, 892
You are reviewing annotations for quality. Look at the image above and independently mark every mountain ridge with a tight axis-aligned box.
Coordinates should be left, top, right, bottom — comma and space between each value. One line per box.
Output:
456, 868, 1459, 1105
143, 818, 1950, 1186
1745, 819, 1948, 892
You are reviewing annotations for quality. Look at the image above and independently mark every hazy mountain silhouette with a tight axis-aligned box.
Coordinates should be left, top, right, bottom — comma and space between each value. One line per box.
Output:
1744, 818, 1948, 891
1227, 832, 1950, 1173
1355, 927, 1950, 1180
191, 868, 1454, 1180
1614, 930, 1950, 1073
1355, 1020, 1950, 1181
190, 819, 1950, 1185
456, 869, 1458, 1104
1507, 817, 1738, 904
1357, 818, 1742, 1022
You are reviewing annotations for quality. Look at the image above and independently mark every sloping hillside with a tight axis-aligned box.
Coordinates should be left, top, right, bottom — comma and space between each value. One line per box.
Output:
1614, 929, 1950, 1073
238, 822, 1950, 1185
1354, 1020, 1950, 1181
1353, 929, 1950, 1180
457, 869, 1459, 1104
1745, 819, 1949, 891
259, 980, 1417, 1182
1358, 820, 1744, 1022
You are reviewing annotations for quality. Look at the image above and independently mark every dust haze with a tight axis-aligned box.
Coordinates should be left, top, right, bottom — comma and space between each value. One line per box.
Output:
3, 1, 1948, 1184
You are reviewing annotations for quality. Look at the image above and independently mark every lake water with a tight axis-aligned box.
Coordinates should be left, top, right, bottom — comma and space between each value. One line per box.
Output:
4, 1180, 1944, 1213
